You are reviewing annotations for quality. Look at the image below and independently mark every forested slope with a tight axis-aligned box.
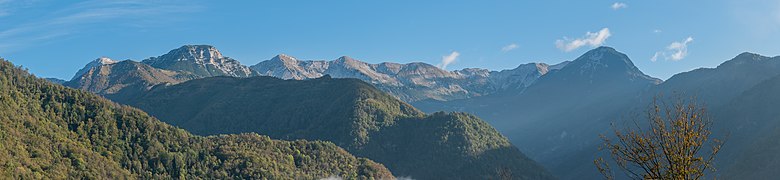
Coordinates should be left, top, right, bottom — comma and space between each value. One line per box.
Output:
0, 59, 392, 179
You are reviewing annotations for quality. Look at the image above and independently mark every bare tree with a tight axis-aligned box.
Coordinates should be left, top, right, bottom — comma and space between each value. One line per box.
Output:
595, 97, 723, 180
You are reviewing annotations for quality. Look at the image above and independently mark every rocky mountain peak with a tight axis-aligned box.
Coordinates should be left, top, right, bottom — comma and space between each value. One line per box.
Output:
269, 54, 301, 67
70, 57, 118, 80
272, 54, 298, 62
96, 57, 117, 64
141, 45, 253, 77
335, 56, 360, 64
170, 45, 223, 63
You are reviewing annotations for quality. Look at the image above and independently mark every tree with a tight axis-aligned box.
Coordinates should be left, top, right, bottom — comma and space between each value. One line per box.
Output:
595, 97, 724, 180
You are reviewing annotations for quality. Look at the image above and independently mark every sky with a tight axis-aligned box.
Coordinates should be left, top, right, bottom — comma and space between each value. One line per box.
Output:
1, 0, 779, 80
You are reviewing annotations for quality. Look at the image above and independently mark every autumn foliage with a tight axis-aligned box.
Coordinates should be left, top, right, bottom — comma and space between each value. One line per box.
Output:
595, 97, 723, 179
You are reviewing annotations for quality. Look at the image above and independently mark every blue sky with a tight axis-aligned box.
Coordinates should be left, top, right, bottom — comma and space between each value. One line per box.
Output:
1, 0, 779, 80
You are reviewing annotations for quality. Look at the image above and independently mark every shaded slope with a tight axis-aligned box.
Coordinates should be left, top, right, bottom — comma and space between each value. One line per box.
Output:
711, 74, 780, 179
413, 47, 661, 179
0, 59, 392, 179
631, 53, 780, 178
652, 52, 780, 107
117, 75, 554, 180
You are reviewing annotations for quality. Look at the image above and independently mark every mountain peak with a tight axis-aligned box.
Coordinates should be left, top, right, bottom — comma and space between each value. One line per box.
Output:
171, 45, 224, 60
573, 46, 634, 68
554, 46, 660, 84
95, 57, 118, 64
141, 45, 253, 77
179, 44, 218, 50
593, 46, 617, 51
70, 57, 119, 80
271, 54, 298, 63
718, 52, 772, 68
336, 56, 356, 62
580, 46, 623, 60
735, 52, 768, 61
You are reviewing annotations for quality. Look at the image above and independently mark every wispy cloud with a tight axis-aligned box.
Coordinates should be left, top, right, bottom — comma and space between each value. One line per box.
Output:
0, 0, 202, 52
650, 52, 662, 62
651, 36, 694, 62
611, 2, 627, 10
555, 28, 611, 52
501, 43, 518, 52
438, 51, 460, 69
0, 0, 15, 17
653, 29, 662, 33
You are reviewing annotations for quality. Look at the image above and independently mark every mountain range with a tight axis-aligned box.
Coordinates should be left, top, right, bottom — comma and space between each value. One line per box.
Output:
58, 44, 559, 179
66, 45, 566, 102
250, 53, 567, 102
53, 44, 780, 179
415, 48, 780, 179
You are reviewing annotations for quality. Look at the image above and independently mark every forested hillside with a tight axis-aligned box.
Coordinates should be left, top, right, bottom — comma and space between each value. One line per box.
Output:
0, 59, 392, 179
116, 75, 555, 180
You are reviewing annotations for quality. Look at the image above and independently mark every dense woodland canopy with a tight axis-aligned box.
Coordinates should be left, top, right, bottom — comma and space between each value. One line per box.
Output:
115, 75, 555, 180
0, 59, 393, 179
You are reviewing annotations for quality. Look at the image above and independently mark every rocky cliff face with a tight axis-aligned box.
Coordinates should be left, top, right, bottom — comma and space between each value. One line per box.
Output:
142, 45, 255, 77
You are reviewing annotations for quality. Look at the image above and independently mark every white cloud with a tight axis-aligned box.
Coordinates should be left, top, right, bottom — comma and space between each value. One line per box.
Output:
651, 36, 694, 61
437, 51, 460, 69
650, 52, 662, 62
611, 2, 627, 10
653, 29, 662, 33
555, 28, 611, 52
501, 43, 518, 52
668, 37, 694, 60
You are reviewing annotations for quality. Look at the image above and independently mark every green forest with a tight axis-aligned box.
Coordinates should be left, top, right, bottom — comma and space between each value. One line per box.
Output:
0, 59, 392, 179
116, 75, 554, 179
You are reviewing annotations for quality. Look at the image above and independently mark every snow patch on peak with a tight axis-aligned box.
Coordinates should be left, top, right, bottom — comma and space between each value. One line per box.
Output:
70, 57, 118, 80
96, 57, 117, 64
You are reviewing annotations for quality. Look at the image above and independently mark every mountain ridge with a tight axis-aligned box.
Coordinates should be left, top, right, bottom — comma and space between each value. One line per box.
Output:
250, 53, 566, 101
67, 44, 568, 102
